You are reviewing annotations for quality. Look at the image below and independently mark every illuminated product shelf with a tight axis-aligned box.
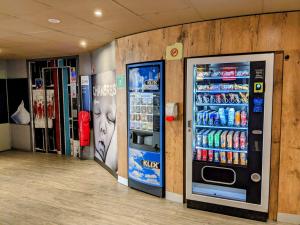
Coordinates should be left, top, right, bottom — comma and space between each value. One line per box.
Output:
195, 103, 248, 107
195, 90, 249, 93
196, 76, 250, 81
195, 146, 248, 153
195, 124, 248, 130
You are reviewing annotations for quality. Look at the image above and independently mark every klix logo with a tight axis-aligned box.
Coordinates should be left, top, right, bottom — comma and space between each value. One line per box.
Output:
141, 160, 160, 169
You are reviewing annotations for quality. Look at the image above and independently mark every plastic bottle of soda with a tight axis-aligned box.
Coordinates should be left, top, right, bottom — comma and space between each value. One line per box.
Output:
218, 108, 227, 125
235, 110, 241, 127
241, 110, 247, 127
233, 131, 240, 149
240, 132, 247, 150
228, 108, 235, 126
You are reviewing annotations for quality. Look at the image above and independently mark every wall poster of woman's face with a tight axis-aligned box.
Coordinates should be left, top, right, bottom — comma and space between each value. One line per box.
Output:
92, 71, 118, 173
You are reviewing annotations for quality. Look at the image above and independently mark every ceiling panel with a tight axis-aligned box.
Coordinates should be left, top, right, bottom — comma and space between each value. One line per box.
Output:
0, 0, 299, 59
114, 0, 195, 15
0, 17, 48, 34
263, 0, 300, 12
188, 0, 264, 20
62, 25, 117, 42
0, 0, 50, 16
142, 7, 201, 27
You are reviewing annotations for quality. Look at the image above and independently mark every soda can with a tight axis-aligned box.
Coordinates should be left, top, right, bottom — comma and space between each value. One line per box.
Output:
240, 153, 247, 165
220, 151, 226, 163
228, 108, 235, 126
203, 110, 209, 125
233, 131, 240, 149
208, 111, 215, 126
208, 150, 214, 162
235, 111, 241, 127
214, 112, 220, 126
221, 131, 228, 148
227, 151, 233, 164
240, 132, 247, 150
233, 152, 239, 164
202, 149, 208, 161
214, 130, 222, 148
214, 151, 220, 162
241, 110, 247, 127
196, 149, 202, 161
227, 131, 234, 149
208, 130, 215, 147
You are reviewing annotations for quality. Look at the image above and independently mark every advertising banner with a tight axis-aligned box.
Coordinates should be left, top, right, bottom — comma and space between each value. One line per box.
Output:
33, 89, 55, 128
128, 148, 161, 187
80, 76, 92, 112
92, 71, 118, 173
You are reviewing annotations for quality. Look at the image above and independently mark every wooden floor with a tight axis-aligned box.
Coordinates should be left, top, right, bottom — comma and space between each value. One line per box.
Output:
0, 150, 283, 225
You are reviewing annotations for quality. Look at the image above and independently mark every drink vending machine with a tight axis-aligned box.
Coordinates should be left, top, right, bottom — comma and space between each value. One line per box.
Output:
185, 53, 274, 221
127, 61, 165, 197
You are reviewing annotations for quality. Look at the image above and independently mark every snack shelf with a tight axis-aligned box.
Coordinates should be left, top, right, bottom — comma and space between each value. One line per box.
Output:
195, 103, 248, 107
196, 76, 250, 81
195, 146, 248, 153
195, 90, 249, 94
195, 125, 248, 130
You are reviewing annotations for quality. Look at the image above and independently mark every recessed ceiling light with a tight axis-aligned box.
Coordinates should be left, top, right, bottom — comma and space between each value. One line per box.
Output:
48, 18, 61, 24
94, 9, 102, 17
80, 40, 87, 48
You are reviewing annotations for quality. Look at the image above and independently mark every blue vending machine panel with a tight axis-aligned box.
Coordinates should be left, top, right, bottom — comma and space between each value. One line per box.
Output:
128, 148, 162, 187
127, 61, 165, 197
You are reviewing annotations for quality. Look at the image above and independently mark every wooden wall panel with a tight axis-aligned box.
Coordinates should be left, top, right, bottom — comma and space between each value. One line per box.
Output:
116, 11, 300, 217
218, 16, 259, 54
269, 52, 284, 220
115, 39, 127, 178
164, 26, 185, 194
278, 50, 300, 215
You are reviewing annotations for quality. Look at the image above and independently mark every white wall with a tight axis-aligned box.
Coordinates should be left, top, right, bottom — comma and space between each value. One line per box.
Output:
7, 59, 27, 79
79, 52, 92, 76
91, 41, 116, 73
6, 59, 31, 151
0, 60, 11, 151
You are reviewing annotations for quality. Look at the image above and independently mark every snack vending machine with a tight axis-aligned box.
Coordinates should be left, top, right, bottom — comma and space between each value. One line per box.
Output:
127, 61, 165, 197
185, 54, 274, 221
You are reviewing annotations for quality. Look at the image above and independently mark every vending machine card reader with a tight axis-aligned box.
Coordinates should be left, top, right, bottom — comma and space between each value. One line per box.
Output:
127, 61, 165, 197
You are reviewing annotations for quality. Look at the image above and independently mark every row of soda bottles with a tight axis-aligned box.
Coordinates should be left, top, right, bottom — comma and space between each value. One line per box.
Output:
196, 129, 247, 150
196, 108, 247, 127
194, 148, 247, 166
